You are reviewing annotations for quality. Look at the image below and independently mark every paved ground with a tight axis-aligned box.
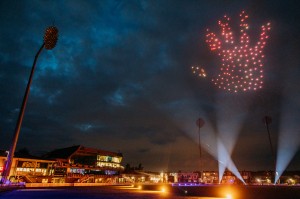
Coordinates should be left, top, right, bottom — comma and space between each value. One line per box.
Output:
0, 186, 211, 199
0, 185, 299, 199
0, 186, 21, 194
172, 184, 300, 199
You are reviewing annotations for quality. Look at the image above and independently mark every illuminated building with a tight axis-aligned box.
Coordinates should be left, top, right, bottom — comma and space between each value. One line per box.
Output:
240, 170, 251, 184
220, 170, 251, 184
0, 145, 124, 183
251, 171, 276, 185
0, 150, 55, 182
202, 171, 219, 184
279, 171, 300, 185
121, 166, 164, 184
43, 145, 124, 183
177, 171, 200, 183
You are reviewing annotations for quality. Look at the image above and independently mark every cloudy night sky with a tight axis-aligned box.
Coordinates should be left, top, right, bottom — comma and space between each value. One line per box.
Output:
0, 0, 299, 173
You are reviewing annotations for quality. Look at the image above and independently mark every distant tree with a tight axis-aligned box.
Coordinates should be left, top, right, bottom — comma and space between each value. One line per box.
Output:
17, 147, 30, 155
137, 163, 143, 170
124, 163, 144, 172
125, 163, 131, 172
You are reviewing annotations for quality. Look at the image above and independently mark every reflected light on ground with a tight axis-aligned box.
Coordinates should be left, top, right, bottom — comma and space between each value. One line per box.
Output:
218, 186, 238, 199
226, 193, 233, 199
160, 185, 168, 194
115, 185, 141, 190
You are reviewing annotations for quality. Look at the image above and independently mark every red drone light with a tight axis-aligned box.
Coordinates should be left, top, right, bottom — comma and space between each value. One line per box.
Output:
206, 11, 271, 92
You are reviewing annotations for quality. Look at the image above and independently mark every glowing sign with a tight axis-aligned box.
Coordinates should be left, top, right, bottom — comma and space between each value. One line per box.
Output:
21, 161, 40, 168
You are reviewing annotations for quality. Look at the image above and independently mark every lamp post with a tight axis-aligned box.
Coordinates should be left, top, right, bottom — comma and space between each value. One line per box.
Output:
196, 118, 205, 182
1, 26, 58, 184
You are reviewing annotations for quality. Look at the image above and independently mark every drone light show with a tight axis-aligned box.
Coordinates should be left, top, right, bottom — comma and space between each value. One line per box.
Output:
191, 66, 207, 77
205, 11, 271, 92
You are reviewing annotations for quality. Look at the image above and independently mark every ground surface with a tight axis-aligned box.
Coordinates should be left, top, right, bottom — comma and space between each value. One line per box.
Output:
0, 185, 299, 199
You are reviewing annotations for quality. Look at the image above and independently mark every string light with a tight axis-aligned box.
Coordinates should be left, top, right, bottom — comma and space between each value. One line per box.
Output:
206, 11, 271, 92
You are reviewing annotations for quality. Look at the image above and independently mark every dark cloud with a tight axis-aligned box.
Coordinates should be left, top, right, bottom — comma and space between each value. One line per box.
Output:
0, 0, 300, 172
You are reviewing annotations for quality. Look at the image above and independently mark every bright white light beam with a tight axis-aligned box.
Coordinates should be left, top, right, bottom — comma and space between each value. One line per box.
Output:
217, 138, 245, 184
275, 96, 300, 183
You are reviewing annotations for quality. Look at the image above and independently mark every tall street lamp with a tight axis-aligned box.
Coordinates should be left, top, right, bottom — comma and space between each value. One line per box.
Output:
1, 26, 58, 184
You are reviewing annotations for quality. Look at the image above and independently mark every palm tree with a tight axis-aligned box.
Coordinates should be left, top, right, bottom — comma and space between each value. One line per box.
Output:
196, 118, 205, 180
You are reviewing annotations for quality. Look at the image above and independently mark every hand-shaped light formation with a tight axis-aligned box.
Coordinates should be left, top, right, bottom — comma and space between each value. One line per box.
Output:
206, 11, 271, 92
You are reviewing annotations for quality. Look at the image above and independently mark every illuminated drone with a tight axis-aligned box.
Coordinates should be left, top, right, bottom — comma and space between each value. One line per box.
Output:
191, 66, 207, 78
206, 11, 271, 92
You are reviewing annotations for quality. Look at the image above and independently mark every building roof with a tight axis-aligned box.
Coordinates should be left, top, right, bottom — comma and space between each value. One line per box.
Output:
43, 145, 122, 160
43, 145, 80, 160
75, 145, 123, 157
0, 150, 53, 161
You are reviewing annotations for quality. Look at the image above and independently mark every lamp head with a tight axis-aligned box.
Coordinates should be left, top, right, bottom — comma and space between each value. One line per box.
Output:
196, 118, 205, 128
263, 116, 272, 125
44, 26, 58, 50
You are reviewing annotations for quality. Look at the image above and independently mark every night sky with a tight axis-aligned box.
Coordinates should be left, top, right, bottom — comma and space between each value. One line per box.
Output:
0, 0, 300, 172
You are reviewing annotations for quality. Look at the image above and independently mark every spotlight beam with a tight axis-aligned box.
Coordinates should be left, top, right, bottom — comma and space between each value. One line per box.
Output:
275, 105, 300, 183
217, 139, 245, 184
